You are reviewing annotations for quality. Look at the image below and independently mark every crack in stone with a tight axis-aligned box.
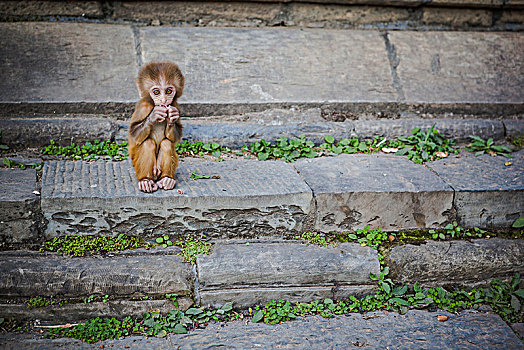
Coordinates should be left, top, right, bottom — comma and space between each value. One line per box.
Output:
382, 31, 405, 103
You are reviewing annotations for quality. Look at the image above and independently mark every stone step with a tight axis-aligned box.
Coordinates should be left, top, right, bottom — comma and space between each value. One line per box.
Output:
196, 241, 379, 308
0, 23, 522, 118
2, 115, 521, 148
1, 309, 523, 349
1, 150, 522, 245
2, 237, 521, 322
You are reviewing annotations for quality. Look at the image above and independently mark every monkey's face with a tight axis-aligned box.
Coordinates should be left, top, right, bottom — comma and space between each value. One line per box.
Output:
148, 79, 176, 106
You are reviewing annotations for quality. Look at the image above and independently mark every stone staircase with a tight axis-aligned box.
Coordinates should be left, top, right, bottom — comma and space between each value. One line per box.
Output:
0, 1, 522, 344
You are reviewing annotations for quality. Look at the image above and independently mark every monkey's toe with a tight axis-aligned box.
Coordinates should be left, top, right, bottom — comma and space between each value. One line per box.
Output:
157, 177, 176, 190
138, 179, 158, 193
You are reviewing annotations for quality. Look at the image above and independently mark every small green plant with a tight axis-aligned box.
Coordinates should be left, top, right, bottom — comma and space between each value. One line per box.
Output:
40, 234, 152, 257
428, 223, 486, 240
2, 157, 42, 170
295, 232, 335, 247
174, 237, 212, 264
319, 135, 372, 155
485, 273, 524, 324
389, 125, 459, 164
176, 140, 230, 158
25, 296, 61, 309
466, 136, 512, 157
41, 140, 129, 161
509, 136, 524, 149
190, 170, 211, 180
253, 300, 296, 325
344, 225, 392, 250
249, 136, 319, 161
45, 316, 143, 343
156, 234, 174, 248
512, 218, 524, 229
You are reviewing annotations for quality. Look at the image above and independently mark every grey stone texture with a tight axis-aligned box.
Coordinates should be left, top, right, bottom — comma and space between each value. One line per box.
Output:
0, 23, 138, 104
140, 27, 397, 105
294, 154, 454, 232
0, 169, 40, 245
41, 159, 313, 238
390, 31, 524, 104
0, 1, 102, 18
387, 238, 524, 287
1, 310, 522, 349
505, 119, 524, 138
0, 118, 119, 147
197, 242, 380, 308
428, 150, 524, 228
0, 299, 192, 323
351, 118, 504, 142
0, 248, 193, 298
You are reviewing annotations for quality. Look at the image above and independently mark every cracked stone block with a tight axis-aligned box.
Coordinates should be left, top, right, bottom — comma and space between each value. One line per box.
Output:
428, 150, 524, 228
0, 248, 193, 298
0, 169, 40, 245
197, 242, 380, 308
41, 159, 313, 238
294, 154, 454, 232
390, 31, 524, 104
387, 238, 524, 288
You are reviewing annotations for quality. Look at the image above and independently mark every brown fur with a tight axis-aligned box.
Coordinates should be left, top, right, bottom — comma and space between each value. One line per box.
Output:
128, 62, 184, 187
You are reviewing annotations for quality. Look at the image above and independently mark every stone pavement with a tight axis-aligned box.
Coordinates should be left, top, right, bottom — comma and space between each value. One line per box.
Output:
0, 309, 522, 349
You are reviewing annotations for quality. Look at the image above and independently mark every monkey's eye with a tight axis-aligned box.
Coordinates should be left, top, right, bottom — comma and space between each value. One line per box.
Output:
166, 88, 173, 95
152, 89, 160, 95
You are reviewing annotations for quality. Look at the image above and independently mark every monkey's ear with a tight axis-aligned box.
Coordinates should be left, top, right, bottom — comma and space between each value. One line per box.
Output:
135, 78, 144, 98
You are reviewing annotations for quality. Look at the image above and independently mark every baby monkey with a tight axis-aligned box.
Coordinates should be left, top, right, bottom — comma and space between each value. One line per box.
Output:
128, 62, 184, 193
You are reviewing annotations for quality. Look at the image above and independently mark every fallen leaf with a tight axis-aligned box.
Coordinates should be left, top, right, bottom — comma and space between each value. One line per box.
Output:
388, 235, 395, 243
488, 151, 497, 157
435, 151, 448, 158
382, 147, 398, 154
437, 315, 448, 322
505, 161, 512, 166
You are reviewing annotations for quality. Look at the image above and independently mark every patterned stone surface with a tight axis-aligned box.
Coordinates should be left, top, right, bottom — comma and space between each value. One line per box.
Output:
41, 159, 313, 238
294, 154, 454, 232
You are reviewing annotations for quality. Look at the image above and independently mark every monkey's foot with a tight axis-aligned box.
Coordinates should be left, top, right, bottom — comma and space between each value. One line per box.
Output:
138, 179, 158, 193
157, 177, 176, 190
153, 165, 162, 178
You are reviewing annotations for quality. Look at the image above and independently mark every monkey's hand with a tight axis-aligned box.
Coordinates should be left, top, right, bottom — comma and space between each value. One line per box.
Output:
167, 106, 180, 126
148, 106, 168, 124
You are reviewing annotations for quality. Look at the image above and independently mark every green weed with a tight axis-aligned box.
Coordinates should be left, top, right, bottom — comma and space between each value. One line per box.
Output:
40, 234, 152, 257
387, 124, 459, 164
174, 237, 212, 264
45, 317, 142, 343
41, 140, 129, 161
25, 296, 65, 309
2, 157, 42, 170
176, 140, 230, 158
466, 136, 512, 157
